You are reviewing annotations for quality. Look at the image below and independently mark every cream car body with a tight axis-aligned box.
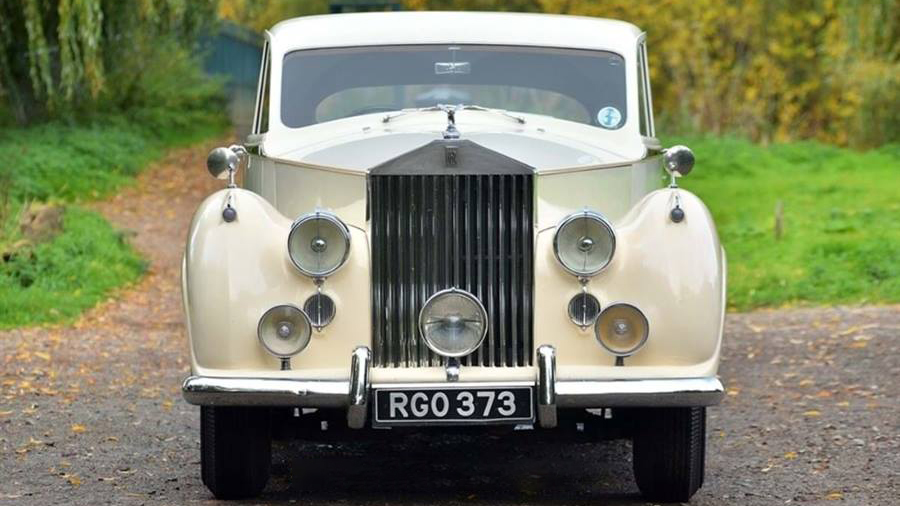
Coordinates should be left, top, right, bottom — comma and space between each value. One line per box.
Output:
182, 11, 725, 502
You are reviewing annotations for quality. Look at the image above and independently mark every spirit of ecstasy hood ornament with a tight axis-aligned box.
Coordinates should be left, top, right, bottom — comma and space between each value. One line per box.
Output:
442, 106, 460, 140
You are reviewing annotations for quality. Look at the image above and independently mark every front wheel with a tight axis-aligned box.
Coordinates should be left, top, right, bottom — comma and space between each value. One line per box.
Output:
201, 406, 271, 499
632, 407, 706, 503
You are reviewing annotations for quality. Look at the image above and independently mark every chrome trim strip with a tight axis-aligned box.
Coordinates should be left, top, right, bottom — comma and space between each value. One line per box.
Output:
181, 376, 348, 407
556, 376, 724, 408
347, 346, 372, 429
259, 153, 655, 177
536, 345, 557, 428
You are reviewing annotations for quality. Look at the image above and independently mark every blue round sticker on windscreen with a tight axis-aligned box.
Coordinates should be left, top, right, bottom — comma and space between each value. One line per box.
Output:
597, 106, 623, 129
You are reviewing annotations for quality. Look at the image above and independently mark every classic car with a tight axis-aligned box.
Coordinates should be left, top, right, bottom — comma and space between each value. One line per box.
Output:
181, 11, 726, 502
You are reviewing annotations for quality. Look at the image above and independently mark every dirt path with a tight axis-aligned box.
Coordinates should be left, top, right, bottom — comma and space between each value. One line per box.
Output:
1, 141, 899, 505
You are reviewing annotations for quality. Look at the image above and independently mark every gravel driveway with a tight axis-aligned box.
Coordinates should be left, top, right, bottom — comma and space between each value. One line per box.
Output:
1, 143, 898, 505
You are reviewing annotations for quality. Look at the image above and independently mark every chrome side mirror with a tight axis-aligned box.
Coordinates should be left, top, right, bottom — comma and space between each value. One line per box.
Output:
207, 147, 238, 179
663, 145, 695, 178
207, 145, 248, 188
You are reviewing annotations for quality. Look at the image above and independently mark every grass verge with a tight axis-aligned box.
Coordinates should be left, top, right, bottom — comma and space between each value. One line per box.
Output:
0, 110, 226, 329
0, 209, 145, 328
673, 135, 900, 310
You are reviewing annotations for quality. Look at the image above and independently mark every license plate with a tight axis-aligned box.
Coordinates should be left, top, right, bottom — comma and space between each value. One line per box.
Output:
373, 385, 534, 426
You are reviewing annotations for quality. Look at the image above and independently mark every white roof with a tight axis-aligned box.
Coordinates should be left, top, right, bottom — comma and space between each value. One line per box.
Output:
268, 11, 643, 55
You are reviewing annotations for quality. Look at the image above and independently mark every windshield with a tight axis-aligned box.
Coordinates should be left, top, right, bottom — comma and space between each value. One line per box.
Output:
280, 45, 627, 129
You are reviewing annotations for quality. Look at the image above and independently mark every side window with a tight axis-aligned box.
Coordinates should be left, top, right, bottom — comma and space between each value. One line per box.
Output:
637, 41, 655, 137
253, 42, 271, 134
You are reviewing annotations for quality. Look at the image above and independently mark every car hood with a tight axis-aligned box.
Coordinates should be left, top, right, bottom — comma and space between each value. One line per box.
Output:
260, 110, 649, 174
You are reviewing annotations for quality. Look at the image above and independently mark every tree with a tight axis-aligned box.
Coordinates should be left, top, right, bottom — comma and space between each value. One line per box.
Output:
0, 0, 218, 124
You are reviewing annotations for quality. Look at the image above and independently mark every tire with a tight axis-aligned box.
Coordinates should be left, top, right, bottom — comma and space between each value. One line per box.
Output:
632, 407, 706, 503
201, 406, 272, 499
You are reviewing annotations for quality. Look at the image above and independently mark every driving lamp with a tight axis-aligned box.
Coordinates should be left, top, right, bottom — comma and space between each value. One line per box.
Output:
594, 303, 649, 357
418, 288, 488, 357
288, 211, 351, 278
257, 304, 312, 358
304, 293, 336, 329
568, 292, 601, 328
554, 210, 616, 277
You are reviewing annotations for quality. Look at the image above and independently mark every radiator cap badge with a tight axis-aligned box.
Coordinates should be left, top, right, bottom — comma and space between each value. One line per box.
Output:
444, 145, 458, 167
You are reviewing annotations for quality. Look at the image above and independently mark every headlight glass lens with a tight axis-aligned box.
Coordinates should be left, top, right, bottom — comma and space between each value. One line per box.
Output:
554, 210, 615, 277
257, 304, 312, 357
418, 289, 488, 357
288, 211, 351, 278
594, 303, 649, 357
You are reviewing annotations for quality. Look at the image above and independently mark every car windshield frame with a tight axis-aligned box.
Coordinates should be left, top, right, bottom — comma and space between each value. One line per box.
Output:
279, 44, 628, 129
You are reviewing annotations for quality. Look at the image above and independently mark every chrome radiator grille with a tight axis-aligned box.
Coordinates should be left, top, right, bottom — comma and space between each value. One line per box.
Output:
370, 173, 534, 368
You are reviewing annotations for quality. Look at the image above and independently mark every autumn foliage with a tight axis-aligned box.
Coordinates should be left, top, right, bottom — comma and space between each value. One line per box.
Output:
405, 0, 900, 148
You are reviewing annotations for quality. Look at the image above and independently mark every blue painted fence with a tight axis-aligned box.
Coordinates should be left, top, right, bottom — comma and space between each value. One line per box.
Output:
200, 22, 263, 138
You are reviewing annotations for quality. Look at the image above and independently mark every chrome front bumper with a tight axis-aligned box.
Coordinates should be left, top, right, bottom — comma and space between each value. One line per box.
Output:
182, 345, 724, 429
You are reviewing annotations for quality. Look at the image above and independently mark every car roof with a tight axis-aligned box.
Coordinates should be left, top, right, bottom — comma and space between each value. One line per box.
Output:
267, 11, 644, 55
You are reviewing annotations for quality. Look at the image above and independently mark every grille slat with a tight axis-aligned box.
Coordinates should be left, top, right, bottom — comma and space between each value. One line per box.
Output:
521, 174, 533, 365
487, 176, 495, 366
371, 173, 534, 368
510, 175, 518, 366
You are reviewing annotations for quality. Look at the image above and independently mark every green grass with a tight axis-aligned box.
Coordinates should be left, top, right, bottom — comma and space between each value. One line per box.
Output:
1, 110, 226, 202
0, 208, 145, 328
672, 135, 900, 310
0, 108, 227, 329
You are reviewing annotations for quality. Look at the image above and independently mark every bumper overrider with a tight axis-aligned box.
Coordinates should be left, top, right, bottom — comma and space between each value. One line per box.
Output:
182, 345, 724, 429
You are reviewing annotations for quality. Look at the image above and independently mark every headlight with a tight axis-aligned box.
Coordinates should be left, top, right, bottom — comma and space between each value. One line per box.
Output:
553, 210, 615, 277
418, 288, 488, 357
594, 303, 649, 357
257, 304, 312, 358
288, 211, 351, 278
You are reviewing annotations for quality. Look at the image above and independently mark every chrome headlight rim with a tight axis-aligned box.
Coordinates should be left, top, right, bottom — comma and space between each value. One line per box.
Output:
553, 209, 617, 278
256, 304, 313, 358
418, 288, 489, 358
287, 210, 351, 279
593, 302, 649, 357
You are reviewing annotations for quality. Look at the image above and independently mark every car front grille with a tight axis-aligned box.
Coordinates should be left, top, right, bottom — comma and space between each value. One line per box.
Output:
370, 172, 534, 368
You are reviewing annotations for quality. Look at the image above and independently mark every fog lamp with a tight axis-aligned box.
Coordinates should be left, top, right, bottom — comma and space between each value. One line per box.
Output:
257, 304, 312, 358
418, 288, 488, 357
594, 303, 649, 357
554, 210, 616, 277
304, 293, 336, 329
568, 292, 601, 328
288, 211, 351, 279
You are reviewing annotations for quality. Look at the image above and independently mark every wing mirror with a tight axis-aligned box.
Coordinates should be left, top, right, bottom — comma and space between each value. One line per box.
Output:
663, 145, 694, 178
207, 145, 248, 188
